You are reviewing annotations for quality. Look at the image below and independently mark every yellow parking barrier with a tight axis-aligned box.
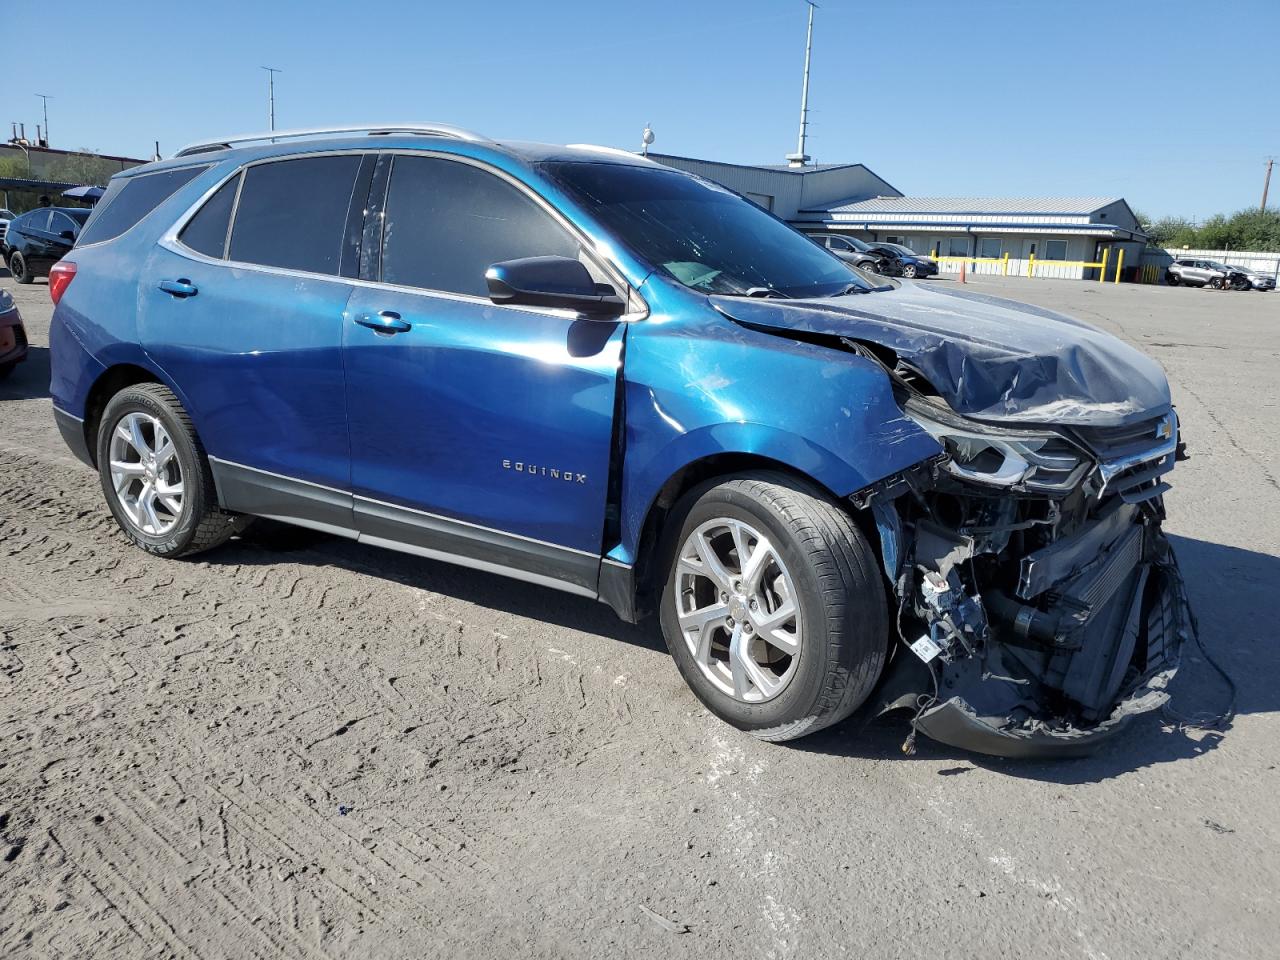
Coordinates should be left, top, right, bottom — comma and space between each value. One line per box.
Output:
933, 254, 1009, 276
1026, 248, 1112, 279
1114, 248, 1124, 284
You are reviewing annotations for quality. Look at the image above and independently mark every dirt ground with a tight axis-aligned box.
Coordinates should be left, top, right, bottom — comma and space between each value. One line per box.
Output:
1, 272, 1276, 959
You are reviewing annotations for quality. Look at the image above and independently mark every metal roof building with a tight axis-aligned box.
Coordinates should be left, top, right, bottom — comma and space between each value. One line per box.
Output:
647, 153, 902, 220
649, 152, 1146, 281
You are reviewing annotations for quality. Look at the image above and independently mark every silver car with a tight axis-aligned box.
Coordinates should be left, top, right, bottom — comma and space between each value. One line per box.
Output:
1226, 264, 1276, 291
1166, 258, 1249, 289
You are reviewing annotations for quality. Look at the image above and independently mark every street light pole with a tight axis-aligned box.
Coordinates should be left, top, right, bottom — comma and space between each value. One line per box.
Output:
1262, 157, 1275, 212
261, 67, 281, 133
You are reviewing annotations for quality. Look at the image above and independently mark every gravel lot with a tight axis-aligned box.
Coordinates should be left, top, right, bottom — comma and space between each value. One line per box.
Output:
1, 272, 1276, 959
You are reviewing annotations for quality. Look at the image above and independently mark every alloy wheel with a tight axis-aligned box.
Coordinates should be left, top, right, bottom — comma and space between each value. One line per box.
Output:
674, 518, 802, 703
902, 265, 917, 278
108, 412, 185, 536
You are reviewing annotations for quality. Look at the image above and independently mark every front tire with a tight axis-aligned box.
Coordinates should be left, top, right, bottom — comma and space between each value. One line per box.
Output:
902, 264, 918, 279
9, 251, 32, 284
659, 472, 888, 742
96, 383, 248, 557
1165, 272, 1179, 286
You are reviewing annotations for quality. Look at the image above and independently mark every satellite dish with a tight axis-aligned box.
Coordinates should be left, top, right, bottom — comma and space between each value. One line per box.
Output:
641, 122, 655, 155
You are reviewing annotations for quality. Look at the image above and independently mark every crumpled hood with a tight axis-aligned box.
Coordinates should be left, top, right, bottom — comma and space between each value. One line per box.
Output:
711, 283, 1172, 427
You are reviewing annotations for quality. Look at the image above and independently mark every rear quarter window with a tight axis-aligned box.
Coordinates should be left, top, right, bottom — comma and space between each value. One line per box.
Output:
77, 165, 209, 246
178, 174, 241, 259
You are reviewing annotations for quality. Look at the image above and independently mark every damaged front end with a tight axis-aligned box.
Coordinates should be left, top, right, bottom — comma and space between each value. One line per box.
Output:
861, 396, 1191, 759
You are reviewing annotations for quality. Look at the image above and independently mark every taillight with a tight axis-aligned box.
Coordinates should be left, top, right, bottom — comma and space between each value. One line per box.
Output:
49, 260, 77, 305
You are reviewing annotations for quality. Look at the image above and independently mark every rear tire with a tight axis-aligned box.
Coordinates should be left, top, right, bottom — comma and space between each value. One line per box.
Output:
659, 471, 888, 742
0, 360, 15, 380
9, 251, 32, 284
96, 383, 249, 557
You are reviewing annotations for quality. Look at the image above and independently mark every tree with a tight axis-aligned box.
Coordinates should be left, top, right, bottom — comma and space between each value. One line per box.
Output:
44, 148, 120, 187
1145, 208, 1280, 252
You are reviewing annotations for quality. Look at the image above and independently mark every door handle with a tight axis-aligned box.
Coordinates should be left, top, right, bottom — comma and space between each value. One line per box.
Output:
354, 310, 411, 334
158, 278, 198, 298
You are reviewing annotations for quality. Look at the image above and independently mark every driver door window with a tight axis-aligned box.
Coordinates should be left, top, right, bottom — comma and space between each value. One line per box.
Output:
380, 155, 582, 296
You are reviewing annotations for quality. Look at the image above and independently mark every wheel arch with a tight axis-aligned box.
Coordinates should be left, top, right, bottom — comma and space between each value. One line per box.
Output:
82, 361, 187, 467
624, 451, 883, 622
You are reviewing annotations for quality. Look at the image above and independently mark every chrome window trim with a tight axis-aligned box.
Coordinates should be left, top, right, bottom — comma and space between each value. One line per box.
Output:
157, 148, 649, 323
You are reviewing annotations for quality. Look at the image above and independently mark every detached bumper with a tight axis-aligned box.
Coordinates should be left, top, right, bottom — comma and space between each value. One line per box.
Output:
914, 553, 1188, 759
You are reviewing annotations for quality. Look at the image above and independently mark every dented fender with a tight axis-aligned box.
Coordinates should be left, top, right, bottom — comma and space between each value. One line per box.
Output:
616, 293, 941, 561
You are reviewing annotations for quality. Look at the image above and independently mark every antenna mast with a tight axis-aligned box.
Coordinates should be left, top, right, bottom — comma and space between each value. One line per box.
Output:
787, 2, 817, 168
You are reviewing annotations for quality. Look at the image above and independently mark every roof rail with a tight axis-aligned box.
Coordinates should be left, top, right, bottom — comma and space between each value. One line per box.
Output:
174, 122, 491, 158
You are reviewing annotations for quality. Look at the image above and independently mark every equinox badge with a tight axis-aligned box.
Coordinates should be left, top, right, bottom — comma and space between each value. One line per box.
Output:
503, 459, 587, 484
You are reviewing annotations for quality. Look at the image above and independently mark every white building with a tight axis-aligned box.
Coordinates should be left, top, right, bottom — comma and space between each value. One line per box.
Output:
649, 154, 1147, 281
800, 196, 1147, 280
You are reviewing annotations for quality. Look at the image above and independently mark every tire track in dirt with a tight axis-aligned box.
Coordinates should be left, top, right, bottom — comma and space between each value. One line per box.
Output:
0, 446, 701, 958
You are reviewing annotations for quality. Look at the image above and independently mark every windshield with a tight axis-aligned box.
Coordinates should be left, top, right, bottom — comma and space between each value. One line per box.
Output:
542, 161, 870, 299
878, 243, 918, 257
66, 209, 90, 224
1204, 261, 1229, 271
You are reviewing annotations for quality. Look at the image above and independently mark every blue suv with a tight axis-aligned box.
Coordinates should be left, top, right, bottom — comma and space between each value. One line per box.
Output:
50, 124, 1190, 757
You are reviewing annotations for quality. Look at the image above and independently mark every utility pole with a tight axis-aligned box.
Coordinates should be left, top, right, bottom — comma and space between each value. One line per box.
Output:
261, 67, 281, 133
786, 2, 817, 168
1263, 157, 1275, 211
35, 93, 52, 145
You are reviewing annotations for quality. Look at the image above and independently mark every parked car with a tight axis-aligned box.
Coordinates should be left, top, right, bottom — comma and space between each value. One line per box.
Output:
0, 208, 16, 247
0, 288, 27, 379
1165, 258, 1250, 290
49, 124, 1190, 758
807, 232, 880, 272
863, 242, 939, 279
1226, 264, 1275, 291
3, 207, 89, 284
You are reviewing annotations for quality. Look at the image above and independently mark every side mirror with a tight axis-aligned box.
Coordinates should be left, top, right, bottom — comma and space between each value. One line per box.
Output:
60, 230, 76, 241
485, 256, 625, 319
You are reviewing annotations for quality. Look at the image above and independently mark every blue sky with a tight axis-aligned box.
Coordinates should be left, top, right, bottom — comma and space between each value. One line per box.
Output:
11, 0, 1276, 219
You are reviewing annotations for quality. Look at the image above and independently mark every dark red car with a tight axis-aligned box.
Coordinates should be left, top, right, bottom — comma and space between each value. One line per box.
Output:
0, 288, 27, 379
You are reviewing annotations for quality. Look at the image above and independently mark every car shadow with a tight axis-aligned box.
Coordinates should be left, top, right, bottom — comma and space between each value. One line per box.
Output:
0, 345, 50, 400
792, 533, 1266, 781
206, 520, 665, 653
206, 525, 1267, 779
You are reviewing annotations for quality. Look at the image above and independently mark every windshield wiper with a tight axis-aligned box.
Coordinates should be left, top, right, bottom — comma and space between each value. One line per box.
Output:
741, 286, 789, 299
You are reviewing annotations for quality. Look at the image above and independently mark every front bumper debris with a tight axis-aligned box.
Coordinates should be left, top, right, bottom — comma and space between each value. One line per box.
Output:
865, 419, 1190, 759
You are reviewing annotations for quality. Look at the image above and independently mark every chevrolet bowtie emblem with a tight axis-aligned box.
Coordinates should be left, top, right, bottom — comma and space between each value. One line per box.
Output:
1156, 419, 1173, 441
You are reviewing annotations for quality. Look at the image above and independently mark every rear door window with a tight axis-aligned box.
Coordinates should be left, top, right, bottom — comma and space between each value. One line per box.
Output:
77, 165, 208, 246
379, 155, 580, 297
228, 155, 362, 275
22, 211, 52, 232
178, 174, 241, 259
